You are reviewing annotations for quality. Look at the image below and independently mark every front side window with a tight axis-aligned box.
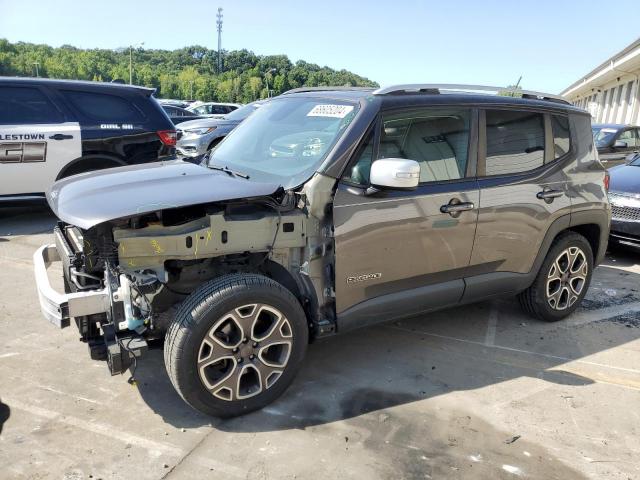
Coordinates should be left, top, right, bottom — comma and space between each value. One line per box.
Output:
551, 115, 571, 159
592, 127, 619, 148
343, 108, 471, 185
62, 90, 144, 122
618, 129, 639, 148
208, 97, 358, 189
0, 86, 63, 125
485, 110, 545, 175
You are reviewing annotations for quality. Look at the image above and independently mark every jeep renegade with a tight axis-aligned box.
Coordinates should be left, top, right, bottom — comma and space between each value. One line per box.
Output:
34, 84, 611, 417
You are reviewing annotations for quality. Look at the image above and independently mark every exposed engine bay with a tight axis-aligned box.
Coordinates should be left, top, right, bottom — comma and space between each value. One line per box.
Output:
57, 173, 337, 376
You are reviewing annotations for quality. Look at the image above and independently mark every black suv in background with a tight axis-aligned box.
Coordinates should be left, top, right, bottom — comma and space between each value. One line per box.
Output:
592, 123, 640, 167
0, 77, 176, 202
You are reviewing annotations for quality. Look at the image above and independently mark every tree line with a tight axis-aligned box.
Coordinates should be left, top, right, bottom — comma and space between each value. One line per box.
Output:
0, 39, 378, 103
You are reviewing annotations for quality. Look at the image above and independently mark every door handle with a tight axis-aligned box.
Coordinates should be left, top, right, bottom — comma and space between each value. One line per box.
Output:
49, 134, 74, 141
440, 200, 475, 216
536, 189, 564, 200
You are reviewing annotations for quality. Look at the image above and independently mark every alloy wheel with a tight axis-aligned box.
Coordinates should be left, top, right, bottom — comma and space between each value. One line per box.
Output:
197, 303, 293, 401
546, 246, 588, 310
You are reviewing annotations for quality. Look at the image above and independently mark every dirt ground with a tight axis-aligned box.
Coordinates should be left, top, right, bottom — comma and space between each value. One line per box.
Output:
1, 206, 639, 480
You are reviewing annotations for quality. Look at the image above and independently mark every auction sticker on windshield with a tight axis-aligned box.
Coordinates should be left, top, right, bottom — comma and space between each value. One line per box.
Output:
307, 104, 354, 118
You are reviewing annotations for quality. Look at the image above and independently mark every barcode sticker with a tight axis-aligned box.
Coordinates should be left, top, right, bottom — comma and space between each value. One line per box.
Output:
307, 104, 354, 118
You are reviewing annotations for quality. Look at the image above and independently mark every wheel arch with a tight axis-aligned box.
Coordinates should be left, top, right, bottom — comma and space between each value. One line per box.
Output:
56, 153, 127, 180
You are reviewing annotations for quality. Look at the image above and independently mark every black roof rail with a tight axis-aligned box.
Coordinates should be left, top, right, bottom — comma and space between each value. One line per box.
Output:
372, 84, 570, 105
282, 86, 375, 95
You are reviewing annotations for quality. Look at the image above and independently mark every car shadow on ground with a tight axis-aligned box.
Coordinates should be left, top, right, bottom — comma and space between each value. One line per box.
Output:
132, 256, 640, 443
0, 205, 57, 236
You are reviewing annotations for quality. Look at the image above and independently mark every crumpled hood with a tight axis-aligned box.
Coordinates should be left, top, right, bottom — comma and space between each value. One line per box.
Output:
48, 160, 281, 229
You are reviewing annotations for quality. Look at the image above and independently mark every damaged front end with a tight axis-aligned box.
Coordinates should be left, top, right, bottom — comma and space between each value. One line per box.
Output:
33, 173, 338, 377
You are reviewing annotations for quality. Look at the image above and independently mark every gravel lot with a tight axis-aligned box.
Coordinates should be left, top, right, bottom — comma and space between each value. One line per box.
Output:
1, 206, 639, 480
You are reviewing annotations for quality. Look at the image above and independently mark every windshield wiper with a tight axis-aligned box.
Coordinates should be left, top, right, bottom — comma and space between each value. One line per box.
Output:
208, 164, 250, 179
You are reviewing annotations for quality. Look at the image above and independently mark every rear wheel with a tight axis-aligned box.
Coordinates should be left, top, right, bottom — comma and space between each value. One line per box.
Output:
519, 232, 593, 322
164, 274, 308, 417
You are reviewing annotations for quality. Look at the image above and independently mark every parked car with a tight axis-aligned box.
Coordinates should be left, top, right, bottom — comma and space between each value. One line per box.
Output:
608, 152, 640, 248
0, 77, 176, 202
161, 105, 203, 125
592, 123, 640, 167
34, 84, 610, 418
187, 101, 242, 118
176, 100, 265, 159
156, 98, 190, 109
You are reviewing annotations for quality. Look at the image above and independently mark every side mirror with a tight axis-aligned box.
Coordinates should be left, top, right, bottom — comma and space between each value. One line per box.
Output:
369, 158, 420, 190
614, 140, 628, 149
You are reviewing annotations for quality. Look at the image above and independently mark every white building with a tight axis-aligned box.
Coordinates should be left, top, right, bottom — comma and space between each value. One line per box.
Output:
561, 37, 640, 125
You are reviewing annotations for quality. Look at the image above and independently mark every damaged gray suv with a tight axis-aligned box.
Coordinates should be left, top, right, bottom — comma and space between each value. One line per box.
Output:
34, 84, 611, 417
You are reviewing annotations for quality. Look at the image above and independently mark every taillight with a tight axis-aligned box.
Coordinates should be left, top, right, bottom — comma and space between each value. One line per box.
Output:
157, 130, 177, 146
604, 172, 610, 192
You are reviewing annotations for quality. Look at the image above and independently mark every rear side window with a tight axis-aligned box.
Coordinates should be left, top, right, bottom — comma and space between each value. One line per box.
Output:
0, 86, 63, 125
551, 115, 571, 159
485, 110, 545, 175
62, 90, 145, 122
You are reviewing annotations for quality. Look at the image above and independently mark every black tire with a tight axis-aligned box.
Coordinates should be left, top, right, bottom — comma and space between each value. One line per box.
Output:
519, 232, 594, 322
164, 273, 309, 418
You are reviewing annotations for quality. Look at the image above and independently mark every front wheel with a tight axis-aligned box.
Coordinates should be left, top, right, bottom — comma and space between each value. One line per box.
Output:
519, 232, 593, 322
164, 274, 308, 418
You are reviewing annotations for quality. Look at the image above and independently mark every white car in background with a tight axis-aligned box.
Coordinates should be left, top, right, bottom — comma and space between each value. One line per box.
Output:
186, 102, 242, 118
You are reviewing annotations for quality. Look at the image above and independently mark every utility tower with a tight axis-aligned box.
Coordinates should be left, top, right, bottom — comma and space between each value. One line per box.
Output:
216, 7, 223, 73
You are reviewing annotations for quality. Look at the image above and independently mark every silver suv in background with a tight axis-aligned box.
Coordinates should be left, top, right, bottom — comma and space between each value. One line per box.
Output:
186, 101, 242, 118
34, 84, 610, 418
176, 100, 266, 159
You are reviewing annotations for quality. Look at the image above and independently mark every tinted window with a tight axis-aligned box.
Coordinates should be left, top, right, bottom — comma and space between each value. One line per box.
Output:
0, 86, 63, 124
343, 108, 470, 185
485, 110, 545, 175
211, 105, 228, 115
551, 115, 571, 159
618, 129, 639, 148
62, 90, 145, 122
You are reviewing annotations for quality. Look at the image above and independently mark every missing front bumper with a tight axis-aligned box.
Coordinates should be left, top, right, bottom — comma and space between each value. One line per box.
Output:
33, 244, 110, 328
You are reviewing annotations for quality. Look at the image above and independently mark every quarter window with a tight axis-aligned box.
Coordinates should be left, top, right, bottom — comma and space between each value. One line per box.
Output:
62, 90, 145, 122
485, 110, 545, 175
551, 115, 571, 159
0, 86, 63, 125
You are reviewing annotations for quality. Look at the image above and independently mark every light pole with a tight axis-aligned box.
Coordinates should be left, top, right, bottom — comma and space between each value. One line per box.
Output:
32, 62, 40, 77
129, 42, 144, 85
264, 68, 276, 98
216, 8, 223, 73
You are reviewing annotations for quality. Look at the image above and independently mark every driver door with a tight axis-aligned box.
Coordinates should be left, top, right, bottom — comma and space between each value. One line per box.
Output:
333, 107, 480, 331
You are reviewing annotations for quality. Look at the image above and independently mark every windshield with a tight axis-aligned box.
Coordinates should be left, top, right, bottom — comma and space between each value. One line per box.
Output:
223, 102, 262, 121
592, 127, 619, 148
207, 97, 359, 188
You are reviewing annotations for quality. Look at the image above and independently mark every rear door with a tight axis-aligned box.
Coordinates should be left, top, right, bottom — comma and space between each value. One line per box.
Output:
0, 85, 81, 197
333, 107, 479, 326
464, 108, 572, 300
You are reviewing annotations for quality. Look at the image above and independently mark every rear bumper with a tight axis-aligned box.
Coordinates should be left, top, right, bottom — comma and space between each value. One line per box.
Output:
33, 244, 109, 328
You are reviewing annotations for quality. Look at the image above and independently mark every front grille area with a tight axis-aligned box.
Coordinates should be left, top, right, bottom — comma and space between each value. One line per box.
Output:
609, 193, 640, 221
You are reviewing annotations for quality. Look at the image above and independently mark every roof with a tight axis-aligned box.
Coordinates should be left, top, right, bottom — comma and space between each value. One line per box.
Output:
592, 123, 634, 129
560, 37, 640, 97
0, 76, 156, 94
279, 87, 586, 113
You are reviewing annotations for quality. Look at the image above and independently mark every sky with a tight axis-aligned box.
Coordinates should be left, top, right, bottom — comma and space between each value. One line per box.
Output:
1, 0, 638, 94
